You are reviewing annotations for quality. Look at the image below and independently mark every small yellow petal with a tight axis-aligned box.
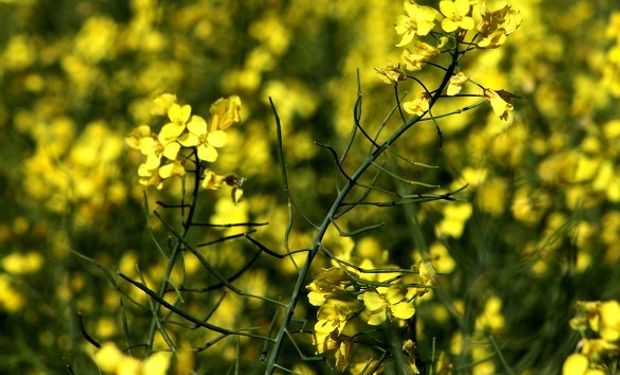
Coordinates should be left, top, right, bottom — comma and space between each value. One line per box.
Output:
367, 309, 387, 326
362, 291, 385, 310
392, 302, 416, 320
162, 142, 180, 160
187, 115, 208, 135
197, 145, 218, 162
93, 342, 124, 373
142, 352, 171, 375
562, 353, 588, 375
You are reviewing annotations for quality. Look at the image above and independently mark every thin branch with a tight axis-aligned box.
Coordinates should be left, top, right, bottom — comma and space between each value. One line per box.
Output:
314, 141, 353, 182
269, 97, 319, 230
118, 272, 272, 341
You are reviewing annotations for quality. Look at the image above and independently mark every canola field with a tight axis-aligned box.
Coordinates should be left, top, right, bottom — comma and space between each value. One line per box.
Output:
0, 0, 619, 374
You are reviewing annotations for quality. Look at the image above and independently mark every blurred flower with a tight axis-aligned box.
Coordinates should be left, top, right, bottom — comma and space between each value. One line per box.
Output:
395, 1, 438, 47
307, 268, 354, 306
403, 92, 431, 116
210, 96, 242, 131
401, 41, 441, 71
361, 285, 416, 325
92, 342, 171, 375
179, 115, 227, 162
137, 127, 181, 170
446, 72, 469, 96
201, 169, 224, 190
477, 3, 522, 48
160, 103, 192, 142
439, 0, 474, 32
484, 88, 514, 121
315, 299, 358, 335
374, 63, 407, 84
151, 92, 177, 116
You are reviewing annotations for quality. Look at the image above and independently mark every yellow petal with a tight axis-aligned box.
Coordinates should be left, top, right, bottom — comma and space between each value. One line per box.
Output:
201, 169, 224, 190
441, 18, 459, 33
159, 123, 185, 142
386, 287, 406, 305
366, 309, 387, 326
138, 137, 157, 155
152, 92, 177, 116
197, 145, 218, 162
158, 162, 185, 179
168, 103, 191, 124
600, 300, 620, 342
116, 356, 141, 375
362, 291, 385, 310
392, 302, 416, 320
315, 319, 338, 333
562, 353, 588, 375
162, 142, 180, 160
178, 132, 200, 147
187, 115, 208, 135
142, 352, 171, 375
125, 125, 151, 149
308, 291, 326, 306
439, 1, 455, 17
93, 342, 124, 373
460, 17, 475, 30
455, 0, 470, 16
143, 154, 161, 170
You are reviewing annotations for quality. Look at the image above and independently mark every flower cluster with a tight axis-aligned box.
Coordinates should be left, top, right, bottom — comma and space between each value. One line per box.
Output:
126, 93, 244, 198
91, 342, 171, 375
306, 259, 435, 372
376, 0, 522, 121
562, 300, 620, 375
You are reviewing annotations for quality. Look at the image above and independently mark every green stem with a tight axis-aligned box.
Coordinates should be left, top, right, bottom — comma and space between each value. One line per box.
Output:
384, 321, 414, 375
263, 53, 458, 374
145, 152, 202, 354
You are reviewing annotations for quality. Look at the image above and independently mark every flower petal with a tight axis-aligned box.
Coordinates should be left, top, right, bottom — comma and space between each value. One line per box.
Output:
187, 115, 208, 135
197, 144, 218, 162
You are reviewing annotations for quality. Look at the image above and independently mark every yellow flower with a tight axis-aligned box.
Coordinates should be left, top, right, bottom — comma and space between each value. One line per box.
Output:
446, 72, 469, 96
401, 41, 441, 71
125, 124, 152, 150
137, 164, 164, 189
476, 3, 522, 48
315, 299, 358, 334
93, 342, 124, 373
138, 132, 180, 171
374, 63, 407, 84
361, 286, 415, 325
394, 1, 438, 47
210, 96, 242, 131
179, 115, 227, 162
484, 88, 514, 121
600, 300, 620, 342
158, 160, 186, 179
159, 103, 191, 142
151, 92, 177, 116
439, 0, 474, 32
562, 353, 588, 375
402, 92, 431, 116
201, 169, 225, 190
477, 30, 507, 49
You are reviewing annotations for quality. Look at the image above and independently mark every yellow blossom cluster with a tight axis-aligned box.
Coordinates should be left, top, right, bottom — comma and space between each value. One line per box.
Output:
562, 300, 620, 375
91, 342, 171, 375
306, 256, 435, 372
126, 93, 243, 196
376, 0, 522, 122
